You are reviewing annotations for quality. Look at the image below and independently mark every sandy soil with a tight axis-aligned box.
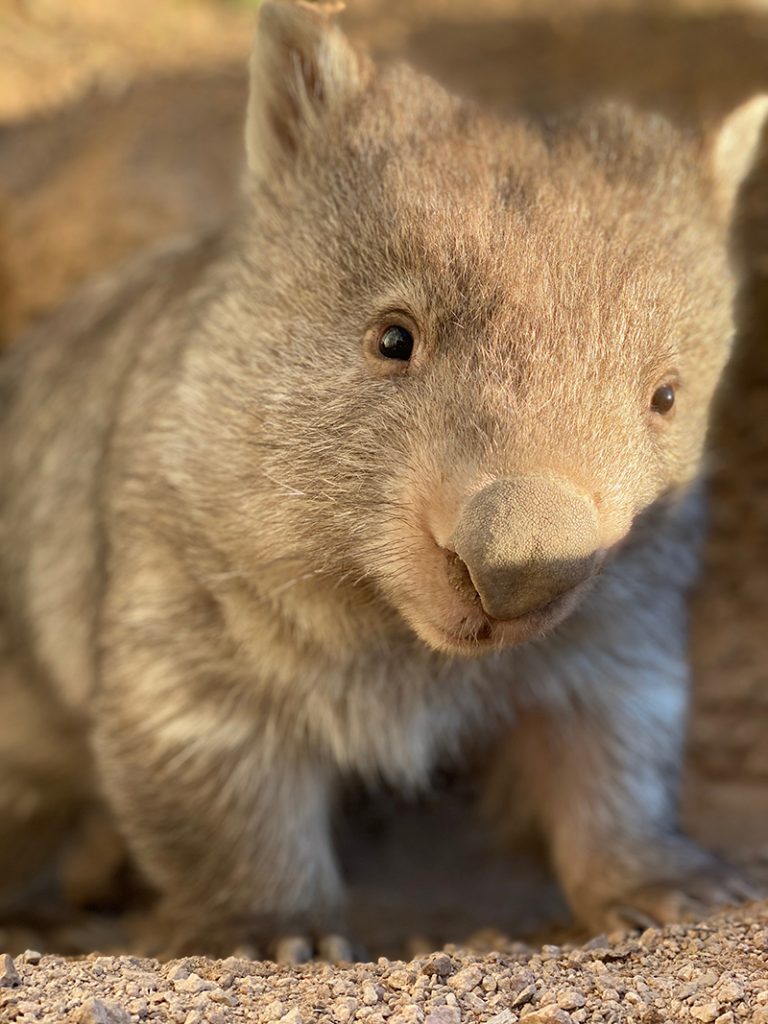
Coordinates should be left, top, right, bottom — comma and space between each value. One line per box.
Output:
1, 0, 768, 1017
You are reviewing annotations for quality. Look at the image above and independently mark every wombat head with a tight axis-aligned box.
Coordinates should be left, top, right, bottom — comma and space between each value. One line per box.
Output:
180, 1, 768, 656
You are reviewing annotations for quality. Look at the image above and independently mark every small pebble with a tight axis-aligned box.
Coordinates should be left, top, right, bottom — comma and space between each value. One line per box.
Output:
74, 997, 131, 1024
422, 953, 454, 978
487, 1011, 515, 1024
448, 965, 483, 995
424, 1009, 461, 1024
699, 972, 720, 987
511, 983, 536, 1008
718, 980, 745, 1003
556, 989, 585, 1010
362, 982, 380, 1005
389, 1007, 424, 1024
691, 1002, 721, 1023
173, 973, 215, 994
519, 1009, 573, 1024
332, 995, 358, 1022
388, 969, 414, 990
0, 953, 21, 988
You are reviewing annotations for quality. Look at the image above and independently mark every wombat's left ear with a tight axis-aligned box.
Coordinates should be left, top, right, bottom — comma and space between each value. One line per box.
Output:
710, 94, 768, 220
245, 0, 370, 179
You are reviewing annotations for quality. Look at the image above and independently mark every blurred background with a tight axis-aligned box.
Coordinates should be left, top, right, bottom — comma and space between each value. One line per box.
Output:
0, 0, 767, 958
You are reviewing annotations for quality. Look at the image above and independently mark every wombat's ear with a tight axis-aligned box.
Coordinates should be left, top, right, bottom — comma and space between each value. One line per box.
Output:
246, 0, 369, 178
710, 94, 768, 220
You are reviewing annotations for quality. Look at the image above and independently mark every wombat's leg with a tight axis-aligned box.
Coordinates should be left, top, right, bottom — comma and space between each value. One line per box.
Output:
495, 557, 758, 932
95, 681, 344, 958
93, 550, 344, 959
96, 680, 344, 958
58, 805, 128, 909
0, 630, 93, 910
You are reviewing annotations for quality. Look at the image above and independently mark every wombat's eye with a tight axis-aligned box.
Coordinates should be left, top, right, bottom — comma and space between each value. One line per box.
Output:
379, 325, 414, 361
650, 384, 676, 415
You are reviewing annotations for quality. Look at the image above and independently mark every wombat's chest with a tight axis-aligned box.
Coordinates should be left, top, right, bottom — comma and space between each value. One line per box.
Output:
280, 645, 515, 788
220, 582, 517, 786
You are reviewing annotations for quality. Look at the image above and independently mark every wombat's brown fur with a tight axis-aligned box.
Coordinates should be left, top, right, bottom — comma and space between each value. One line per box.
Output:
0, 0, 766, 958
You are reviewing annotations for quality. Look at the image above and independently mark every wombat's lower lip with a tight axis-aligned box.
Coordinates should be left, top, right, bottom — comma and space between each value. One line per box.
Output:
430, 591, 572, 654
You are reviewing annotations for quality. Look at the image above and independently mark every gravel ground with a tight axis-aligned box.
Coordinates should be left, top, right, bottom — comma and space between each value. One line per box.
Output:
2, 904, 768, 1023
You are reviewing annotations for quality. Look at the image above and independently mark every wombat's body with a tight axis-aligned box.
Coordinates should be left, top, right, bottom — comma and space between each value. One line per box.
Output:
0, 1, 765, 956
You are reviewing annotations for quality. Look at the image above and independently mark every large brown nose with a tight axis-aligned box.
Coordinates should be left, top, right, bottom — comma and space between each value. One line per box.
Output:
450, 475, 600, 621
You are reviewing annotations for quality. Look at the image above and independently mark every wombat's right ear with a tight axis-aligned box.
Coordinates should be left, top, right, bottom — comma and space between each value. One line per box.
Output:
246, 0, 370, 179
710, 94, 768, 222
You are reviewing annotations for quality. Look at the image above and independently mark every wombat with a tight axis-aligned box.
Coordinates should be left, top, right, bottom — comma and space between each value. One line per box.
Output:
0, 0, 766, 959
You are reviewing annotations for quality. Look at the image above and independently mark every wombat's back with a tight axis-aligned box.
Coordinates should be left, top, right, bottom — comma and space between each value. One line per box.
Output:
0, 239, 201, 713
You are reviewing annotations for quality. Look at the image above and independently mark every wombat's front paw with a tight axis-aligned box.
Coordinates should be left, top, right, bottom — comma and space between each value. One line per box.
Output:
144, 909, 356, 963
221, 932, 356, 965
576, 844, 762, 934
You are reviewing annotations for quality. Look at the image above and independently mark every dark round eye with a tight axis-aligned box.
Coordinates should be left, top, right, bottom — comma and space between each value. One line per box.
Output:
379, 325, 414, 361
651, 384, 676, 415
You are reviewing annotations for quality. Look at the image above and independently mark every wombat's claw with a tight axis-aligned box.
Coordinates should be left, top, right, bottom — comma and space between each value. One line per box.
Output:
273, 932, 355, 965
274, 935, 313, 964
317, 933, 356, 963
231, 942, 260, 960
595, 865, 762, 933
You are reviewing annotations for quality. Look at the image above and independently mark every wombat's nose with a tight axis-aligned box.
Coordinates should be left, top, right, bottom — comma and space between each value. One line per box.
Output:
450, 475, 600, 621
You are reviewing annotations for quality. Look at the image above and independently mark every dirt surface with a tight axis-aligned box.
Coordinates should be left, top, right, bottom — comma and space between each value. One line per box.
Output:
1, 0, 768, 1016
2, 906, 768, 1023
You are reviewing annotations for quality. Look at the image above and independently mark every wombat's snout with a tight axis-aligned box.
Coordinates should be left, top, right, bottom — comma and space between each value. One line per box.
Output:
449, 475, 601, 621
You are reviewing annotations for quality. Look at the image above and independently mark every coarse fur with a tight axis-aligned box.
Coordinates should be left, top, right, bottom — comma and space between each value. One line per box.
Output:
0, 0, 766, 955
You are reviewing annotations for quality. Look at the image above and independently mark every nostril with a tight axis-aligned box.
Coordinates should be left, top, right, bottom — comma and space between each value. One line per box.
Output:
444, 549, 482, 608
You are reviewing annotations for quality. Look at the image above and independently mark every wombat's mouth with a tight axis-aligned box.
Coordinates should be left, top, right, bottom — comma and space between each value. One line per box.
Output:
434, 589, 577, 653
414, 577, 589, 658
388, 495, 605, 657
434, 547, 591, 652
